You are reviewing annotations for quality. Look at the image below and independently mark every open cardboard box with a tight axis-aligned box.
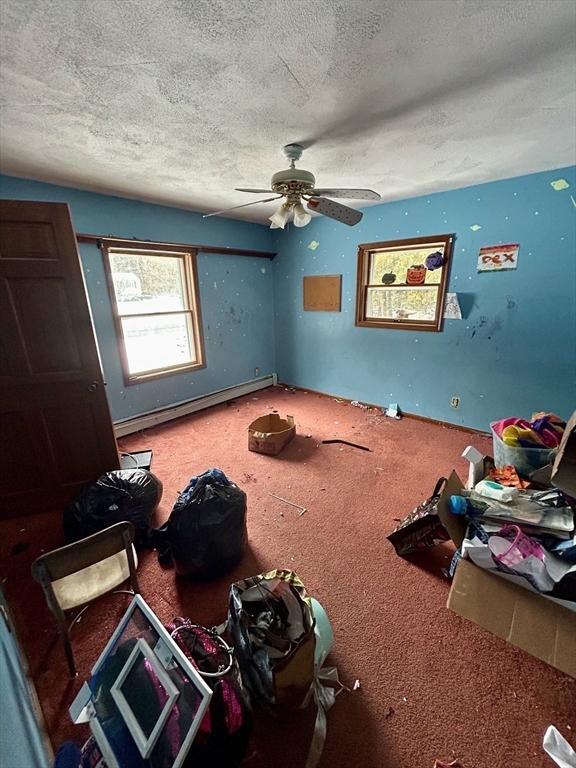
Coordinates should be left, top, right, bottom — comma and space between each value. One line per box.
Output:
437, 471, 576, 678
248, 413, 296, 456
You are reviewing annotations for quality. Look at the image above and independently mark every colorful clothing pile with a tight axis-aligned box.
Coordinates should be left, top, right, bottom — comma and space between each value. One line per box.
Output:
492, 412, 565, 449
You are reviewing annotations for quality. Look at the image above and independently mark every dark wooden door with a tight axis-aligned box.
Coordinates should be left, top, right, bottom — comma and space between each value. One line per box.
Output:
0, 200, 119, 518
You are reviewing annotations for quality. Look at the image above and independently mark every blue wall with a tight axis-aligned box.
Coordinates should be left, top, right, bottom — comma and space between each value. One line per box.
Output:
2, 168, 575, 431
0, 176, 276, 421
273, 166, 576, 431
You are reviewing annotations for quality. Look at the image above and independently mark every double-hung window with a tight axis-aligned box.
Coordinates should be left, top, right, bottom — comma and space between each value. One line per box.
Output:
355, 234, 454, 331
103, 245, 204, 384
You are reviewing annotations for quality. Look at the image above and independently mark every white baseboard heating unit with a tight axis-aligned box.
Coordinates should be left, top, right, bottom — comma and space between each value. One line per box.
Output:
114, 373, 277, 438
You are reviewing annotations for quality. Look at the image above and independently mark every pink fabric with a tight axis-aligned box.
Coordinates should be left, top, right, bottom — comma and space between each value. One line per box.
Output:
492, 415, 563, 448
168, 621, 245, 736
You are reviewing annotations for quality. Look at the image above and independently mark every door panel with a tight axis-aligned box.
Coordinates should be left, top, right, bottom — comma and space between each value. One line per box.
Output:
43, 400, 111, 484
0, 219, 58, 259
0, 200, 119, 518
0, 411, 49, 494
0, 280, 28, 376
9, 277, 84, 373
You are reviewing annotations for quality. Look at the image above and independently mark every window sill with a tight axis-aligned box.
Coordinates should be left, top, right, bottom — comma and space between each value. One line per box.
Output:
124, 361, 206, 386
355, 319, 442, 332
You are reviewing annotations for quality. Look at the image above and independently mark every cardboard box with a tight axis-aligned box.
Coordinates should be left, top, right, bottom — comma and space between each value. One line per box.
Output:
438, 471, 576, 678
552, 409, 576, 497
448, 559, 576, 677
248, 413, 296, 456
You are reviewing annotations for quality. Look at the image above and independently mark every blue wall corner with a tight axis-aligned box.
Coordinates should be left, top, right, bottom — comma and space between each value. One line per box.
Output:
272, 166, 576, 431
0, 175, 277, 420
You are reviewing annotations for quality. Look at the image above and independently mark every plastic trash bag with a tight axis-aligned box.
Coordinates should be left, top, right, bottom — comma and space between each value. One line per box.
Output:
63, 469, 163, 545
152, 469, 247, 578
543, 725, 576, 768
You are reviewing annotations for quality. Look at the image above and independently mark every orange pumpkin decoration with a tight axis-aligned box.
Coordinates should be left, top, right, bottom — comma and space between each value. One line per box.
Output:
406, 264, 427, 285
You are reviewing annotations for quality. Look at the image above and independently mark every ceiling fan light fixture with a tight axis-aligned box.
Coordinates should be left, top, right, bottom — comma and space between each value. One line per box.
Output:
292, 201, 312, 228
269, 202, 292, 229
217, 145, 379, 228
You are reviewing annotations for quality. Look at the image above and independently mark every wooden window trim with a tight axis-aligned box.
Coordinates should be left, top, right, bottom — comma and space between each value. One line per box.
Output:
102, 245, 206, 386
355, 234, 454, 332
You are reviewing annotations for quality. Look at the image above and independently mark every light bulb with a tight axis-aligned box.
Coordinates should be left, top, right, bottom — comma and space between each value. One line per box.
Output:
293, 202, 312, 228
269, 203, 292, 229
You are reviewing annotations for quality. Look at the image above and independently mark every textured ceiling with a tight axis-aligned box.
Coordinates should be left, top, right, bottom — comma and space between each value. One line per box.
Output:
1, 0, 575, 223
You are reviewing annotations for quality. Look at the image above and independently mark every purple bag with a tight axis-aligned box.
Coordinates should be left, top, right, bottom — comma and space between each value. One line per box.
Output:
167, 618, 252, 768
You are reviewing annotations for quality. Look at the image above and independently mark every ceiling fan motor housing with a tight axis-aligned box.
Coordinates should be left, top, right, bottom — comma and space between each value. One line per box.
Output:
271, 168, 316, 198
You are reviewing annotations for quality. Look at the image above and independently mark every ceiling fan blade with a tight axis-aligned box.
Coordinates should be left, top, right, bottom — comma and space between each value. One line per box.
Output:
234, 187, 274, 193
307, 197, 363, 226
310, 188, 380, 201
203, 196, 283, 218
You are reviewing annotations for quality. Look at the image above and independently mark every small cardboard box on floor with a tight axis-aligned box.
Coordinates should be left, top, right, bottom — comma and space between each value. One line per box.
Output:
437, 471, 576, 678
248, 413, 296, 456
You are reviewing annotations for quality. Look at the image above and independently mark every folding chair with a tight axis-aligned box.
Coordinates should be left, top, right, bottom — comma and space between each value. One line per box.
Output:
31, 521, 140, 676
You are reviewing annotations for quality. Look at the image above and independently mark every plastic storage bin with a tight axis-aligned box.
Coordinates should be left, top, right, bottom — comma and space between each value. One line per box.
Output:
491, 426, 557, 477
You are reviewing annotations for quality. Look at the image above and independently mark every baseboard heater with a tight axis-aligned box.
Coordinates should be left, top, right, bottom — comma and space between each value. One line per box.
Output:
114, 374, 278, 438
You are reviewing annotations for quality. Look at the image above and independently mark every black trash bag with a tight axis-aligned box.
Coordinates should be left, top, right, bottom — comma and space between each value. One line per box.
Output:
63, 469, 163, 546
152, 468, 247, 578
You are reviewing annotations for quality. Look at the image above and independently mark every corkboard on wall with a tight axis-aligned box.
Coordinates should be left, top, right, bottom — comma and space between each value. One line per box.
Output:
303, 274, 342, 311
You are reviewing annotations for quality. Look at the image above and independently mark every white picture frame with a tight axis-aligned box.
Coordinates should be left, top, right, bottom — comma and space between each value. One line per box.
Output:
71, 595, 212, 768
110, 637, 180, 759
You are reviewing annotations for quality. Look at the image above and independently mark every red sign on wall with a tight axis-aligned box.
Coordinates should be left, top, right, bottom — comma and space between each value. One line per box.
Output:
477, 243, 519, 272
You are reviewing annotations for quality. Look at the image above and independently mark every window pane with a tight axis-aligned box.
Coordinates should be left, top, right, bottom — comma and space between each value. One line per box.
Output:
369, 245, 445, 286
121, 314, 195, 375
366, 286, 439, 322
110, 252, 187, 315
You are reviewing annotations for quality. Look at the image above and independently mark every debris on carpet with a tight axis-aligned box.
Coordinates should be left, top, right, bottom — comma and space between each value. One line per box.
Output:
385, 402, 401, 419
321, 439, 371, 452
542, 724, 576, 768
351, 400, 371, 410
268, 493, 307, 516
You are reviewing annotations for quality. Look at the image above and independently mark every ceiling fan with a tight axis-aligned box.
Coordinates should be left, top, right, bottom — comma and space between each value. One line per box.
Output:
203, 143, 380, 229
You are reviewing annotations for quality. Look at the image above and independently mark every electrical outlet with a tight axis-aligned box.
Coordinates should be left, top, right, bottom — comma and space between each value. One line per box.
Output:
254, 367, 260, 377
450, 396, 460, 409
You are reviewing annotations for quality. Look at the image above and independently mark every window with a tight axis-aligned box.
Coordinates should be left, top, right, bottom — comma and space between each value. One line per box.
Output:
355, 234, 454, 332
103, 245, 204, 384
